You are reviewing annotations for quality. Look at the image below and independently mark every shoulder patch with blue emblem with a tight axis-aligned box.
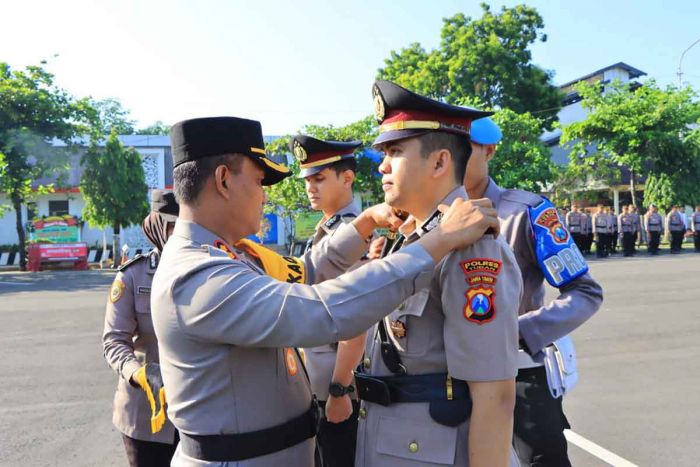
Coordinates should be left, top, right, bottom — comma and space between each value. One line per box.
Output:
529, 197, 588, 287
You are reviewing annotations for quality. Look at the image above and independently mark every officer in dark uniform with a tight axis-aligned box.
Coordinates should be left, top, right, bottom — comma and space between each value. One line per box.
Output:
291, 135, 365, 467
103, 190, 180, 467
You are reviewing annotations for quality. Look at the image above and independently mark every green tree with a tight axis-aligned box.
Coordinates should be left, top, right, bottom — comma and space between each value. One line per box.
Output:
89, 98, 136, 135
265, 116, 381, 245
135, 121, 170, 135
560, 80, 700, 210
378, 4, 562, 127
80, 131, 149, 265
0, 62, 89, 269
489, 108, 555, 192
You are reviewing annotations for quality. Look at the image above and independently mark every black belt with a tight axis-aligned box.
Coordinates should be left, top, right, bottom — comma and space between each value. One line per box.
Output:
179, 400, 320, 462
355, 372, 470, 405
355, 372, 472, 427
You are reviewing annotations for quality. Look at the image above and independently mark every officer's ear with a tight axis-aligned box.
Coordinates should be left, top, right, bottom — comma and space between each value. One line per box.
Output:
431, 149, 451, 179
484, 144, 497, 162
342, 169, 355, 187
214, 164, 232, 199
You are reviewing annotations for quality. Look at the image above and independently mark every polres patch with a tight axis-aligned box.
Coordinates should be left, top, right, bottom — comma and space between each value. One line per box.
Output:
464, 286, 496, 325
460, 258, 502, 276
534, 208, 569, 244
109, 278, 125, 303
285, 348, 298, 376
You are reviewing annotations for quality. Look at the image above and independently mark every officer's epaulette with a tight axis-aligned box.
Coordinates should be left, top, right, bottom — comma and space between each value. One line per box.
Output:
117, 254, 147, 272
501, 189, 544, 208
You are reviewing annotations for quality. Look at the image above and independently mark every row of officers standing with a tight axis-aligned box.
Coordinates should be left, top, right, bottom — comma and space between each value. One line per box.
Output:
103, 80, 604, 467
566, 203, 700, 257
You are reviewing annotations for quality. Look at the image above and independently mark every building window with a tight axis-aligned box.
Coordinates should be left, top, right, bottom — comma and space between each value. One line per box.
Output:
27, 202, 37, 220
49, 200, 69, 216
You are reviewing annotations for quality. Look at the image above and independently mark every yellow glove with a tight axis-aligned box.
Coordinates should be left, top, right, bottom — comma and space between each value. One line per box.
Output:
133, 363, 167, 433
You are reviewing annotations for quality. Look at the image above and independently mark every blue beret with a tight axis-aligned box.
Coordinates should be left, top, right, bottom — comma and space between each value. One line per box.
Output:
470, 117, 502, 145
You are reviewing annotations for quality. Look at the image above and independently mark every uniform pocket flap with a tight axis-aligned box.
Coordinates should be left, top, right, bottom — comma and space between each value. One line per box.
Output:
397, 289, 430, 318
375, 414, 457, 464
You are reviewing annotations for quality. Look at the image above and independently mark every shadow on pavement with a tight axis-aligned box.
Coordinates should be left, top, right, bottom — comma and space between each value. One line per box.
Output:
0, 270, 115, 294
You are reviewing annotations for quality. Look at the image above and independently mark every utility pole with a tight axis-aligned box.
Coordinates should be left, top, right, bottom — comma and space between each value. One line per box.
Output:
678, 37, 700, 87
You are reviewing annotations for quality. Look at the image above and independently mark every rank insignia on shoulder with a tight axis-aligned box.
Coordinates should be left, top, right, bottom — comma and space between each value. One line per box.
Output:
390, 320, 406, 339
464, 286, 496, 325
110, 278, 125, 303
214, 240, 237, 260
324, 215, 342, 230
149, 252, 158, 270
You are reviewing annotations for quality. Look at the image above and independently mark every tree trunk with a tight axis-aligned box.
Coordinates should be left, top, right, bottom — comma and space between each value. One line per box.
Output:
113, 223, 121, 267
11, 195, 26, 271
629, 169, 637, 208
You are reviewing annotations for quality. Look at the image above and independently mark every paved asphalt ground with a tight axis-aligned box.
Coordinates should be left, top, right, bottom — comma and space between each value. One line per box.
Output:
0, 251, 699, 466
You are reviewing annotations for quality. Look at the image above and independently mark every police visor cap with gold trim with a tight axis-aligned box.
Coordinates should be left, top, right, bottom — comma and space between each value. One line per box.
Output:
290, 135, 362, 178
150, 189, 179, 222
371, 80, 493, 147
170, 116, 291, 185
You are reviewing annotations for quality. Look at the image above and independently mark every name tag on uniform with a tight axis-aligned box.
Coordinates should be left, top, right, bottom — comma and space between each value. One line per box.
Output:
137, 286, 151, 295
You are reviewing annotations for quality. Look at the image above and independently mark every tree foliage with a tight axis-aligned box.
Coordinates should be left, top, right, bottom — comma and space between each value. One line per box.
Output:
80, 131, 149, 264
136, 121, 170, 135
489, 108, 555, 192
377, 4, 562, 127
88, 98, 136, 136
0, 61, 90, 269
265, 116, 381, 244
560, 80, 700, 210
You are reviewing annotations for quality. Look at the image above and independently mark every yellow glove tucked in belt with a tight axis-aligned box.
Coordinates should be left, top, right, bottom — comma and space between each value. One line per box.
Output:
132, 363, 167, 433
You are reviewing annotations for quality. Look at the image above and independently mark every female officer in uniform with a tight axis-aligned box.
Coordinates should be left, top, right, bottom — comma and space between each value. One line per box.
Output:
102, 190, 179, 467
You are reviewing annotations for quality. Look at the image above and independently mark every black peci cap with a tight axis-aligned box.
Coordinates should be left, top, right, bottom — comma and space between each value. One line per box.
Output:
170, 116, 291, 185
151, 189, 179, 222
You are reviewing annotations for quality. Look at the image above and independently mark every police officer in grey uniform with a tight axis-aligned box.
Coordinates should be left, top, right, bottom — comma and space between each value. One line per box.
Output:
465, 118, 603, 467
565, 204, 584, 251
103, 190, 180, 467
619, 205, 636, 257
151, 116, 500, 466
607, 207, 618, 254
644, 204, 664, 255
291, 135, 365, 467
666, 205, 686, 253
692, 205, 700, 252
354, 81, 522, 467
581, 209, 593, 255
592, 205, 609, 258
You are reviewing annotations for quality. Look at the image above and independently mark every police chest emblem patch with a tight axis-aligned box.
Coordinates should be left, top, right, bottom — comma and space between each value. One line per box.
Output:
109, 278, 125, 303
534, 208, 569, 244
464, 287, 496, 324
285, 348, 298, 376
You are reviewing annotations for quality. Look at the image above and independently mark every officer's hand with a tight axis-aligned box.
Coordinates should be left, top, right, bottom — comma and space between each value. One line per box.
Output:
353, 204, 406, 238
367, 236, 386, 260
438, 198, 499, 246
131, 363, 167, 433
325, 394, 353, 424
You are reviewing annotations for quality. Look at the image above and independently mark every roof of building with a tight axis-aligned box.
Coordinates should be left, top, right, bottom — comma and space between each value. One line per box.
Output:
558, 62, 647, 90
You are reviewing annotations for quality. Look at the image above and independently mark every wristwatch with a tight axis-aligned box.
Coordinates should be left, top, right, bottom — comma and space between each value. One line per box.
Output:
328, 382, 355, 398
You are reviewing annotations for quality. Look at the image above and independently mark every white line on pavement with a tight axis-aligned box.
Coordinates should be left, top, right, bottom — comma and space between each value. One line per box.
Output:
565, 429, 639, 467
0, 281, 32, 286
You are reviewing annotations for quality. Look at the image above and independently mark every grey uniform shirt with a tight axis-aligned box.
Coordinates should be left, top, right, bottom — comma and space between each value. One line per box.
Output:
619, 213, 635, 233
484, 179, 604, 359
102, 250, 177, 443
303, 201, 362, 401
692, 212, 700, 232
152, 220, 435, 467
356, 186, 522, 467
593, 212, 609, 234
667, 212, 685, 232
645, 212, 664, 232
565, 211, 583, 233
582, 212, 592, 235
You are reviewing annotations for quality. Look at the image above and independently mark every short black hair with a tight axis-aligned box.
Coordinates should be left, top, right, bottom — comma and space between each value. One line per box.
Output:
416, 132, 472, 183
329, 157, 357, 177
173, 154, 243, 204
